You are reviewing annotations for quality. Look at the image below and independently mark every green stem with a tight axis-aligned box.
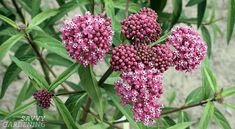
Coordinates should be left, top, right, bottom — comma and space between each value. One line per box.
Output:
98, 66, 113, 86
125, 0, 130, 18
55, 90, 86, 96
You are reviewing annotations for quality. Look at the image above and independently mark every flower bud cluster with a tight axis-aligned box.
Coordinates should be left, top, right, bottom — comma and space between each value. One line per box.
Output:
33, 89, 53, 109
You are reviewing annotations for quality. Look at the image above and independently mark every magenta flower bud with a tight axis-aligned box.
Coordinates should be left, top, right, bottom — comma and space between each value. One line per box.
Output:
115, 64, 164, 125
139, 7, 158, 20
166, 26, 207, 72
33, 89, 53, 109
60, 12, 113, 66
121, 13, 161, 44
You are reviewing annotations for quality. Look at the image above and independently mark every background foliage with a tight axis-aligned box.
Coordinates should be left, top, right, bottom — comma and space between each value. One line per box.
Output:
0, 0, 235, 129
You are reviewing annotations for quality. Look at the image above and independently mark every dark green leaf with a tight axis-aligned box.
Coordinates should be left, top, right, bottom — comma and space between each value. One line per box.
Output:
5, 101, 36, 120
53, 96, 80, 129
104, 84, 141, 129
227, 0, 235, 44
65, 94, 86, 120
0, 44, 35, 99
214, 108, 232, 129
0, 33, 24, 61
186, 0, 204, 6
27, 9, 58, 30
150, 0, 167, 13
49, 63, 79, 91
201, 26, 211, 57
171, 0, 182, 27
198, 102, 214, 129
221, 87, 235, 98
0, 14, 18, 28
163, 116, 176, 126
46, 53, 73, 67
78, 65, 103, 119
167, 122, 192, 129
11, 56, 49, 89
32, 0, 41, 17
56, 0, 65, 6
197, 0, 206, 28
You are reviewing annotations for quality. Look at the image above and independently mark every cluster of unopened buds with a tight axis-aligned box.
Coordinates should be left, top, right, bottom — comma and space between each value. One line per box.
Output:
57, 8, 207, 126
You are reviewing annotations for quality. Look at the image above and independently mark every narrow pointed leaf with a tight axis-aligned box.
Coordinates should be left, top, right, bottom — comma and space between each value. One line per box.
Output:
49, 63, 79, 91
78, 65, 103, 119
227, 0, 235, 44
197, 0, 207, 28
186, 0, 204, 6
0, 14, 18, 28
201, 26, 211, 57
32, 0, 41, 17
171, 0, 182, 27
0, 33, 24, 61
53, 96, 80, 129
5, 101, 36, 120
221, 87, 235, 98
28, 10, 58, 30
185, 87, 204, 104
198, 102, 214, 129
214, 108, 232, 129
167, 122, 192, 129
11, 56, 49, 88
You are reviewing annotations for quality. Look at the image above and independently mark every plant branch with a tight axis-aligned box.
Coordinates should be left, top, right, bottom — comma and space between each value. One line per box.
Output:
125, 0, 130, 18
55, 90, 86, 96
11, 0, 25, 24
113, 97, 220, 124
80, 98, 92, 123
98, 66, 113, 86
82, 106, 122, 129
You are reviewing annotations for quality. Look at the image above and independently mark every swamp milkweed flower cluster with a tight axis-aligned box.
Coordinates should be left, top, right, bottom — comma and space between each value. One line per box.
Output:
58, 8, 207, 126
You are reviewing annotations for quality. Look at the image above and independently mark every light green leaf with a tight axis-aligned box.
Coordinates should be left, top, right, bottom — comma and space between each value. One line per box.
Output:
104, 84, 141, 129
185, 87, 204, 104
5, 101, 36, 120
197, 0, 207, 28
178, 111, 190, 129
33, 32, 69, 59
201, 26, 212, 57
198, 102, 214, 129
11, 56, 49, 88
202, 64, 217, 92
227, 0, 235, 44
53, 96, 80, 129
171, 0, 182, 27
214, 108, 232, 129
104, 0, 118, 31
28, 9, 58, 30
186, 0, 204, 6
167, 90, 176, 105
167, 122, 192, 129
78, 65, 103, 119
221, 87, 235, 98
46, 53, 73, 67
49, 63, 79, 91
0, 33, 24, 61
223, 103, 235, 110
0, 14, 18, 28
113, 0, 140, 13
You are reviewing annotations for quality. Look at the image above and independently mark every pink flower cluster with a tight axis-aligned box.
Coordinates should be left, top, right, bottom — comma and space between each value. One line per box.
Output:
60, 12, 113, 66
166, 26, 207, 72
121, 8, 161, 44
33, 89, 53, 109
115, 64, 163, 125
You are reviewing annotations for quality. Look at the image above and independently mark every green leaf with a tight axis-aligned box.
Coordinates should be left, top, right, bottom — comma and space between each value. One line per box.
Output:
0, 33, 24, 61
14, 81, 35, 108
32, 0, 41, 17
11, 56, 49, 89
5, 101, 36, 120
0, 44, 35, 99
171, 0, 182, 27
186, 0, 204, 6
227, 0, 235, 44
197, 0, 206, 28
104, 0, 117, 30
46, 53, 73, 67
53, 96, 80, 129
104, 84, 141, 129
0, 14, 18, 28
27, 9, 58, 30
167, 90, 176, 105
185, 87, 204, 104
198, 102, 214, 129
49, 63, 79, 91
178, 111, 190, 129
201, 26, 211, 57
113, 0, 140, 13
214, 108, 232, 129
150, 0, 167, 13
202, 61, 217, 92
167, 122, 192, 129
223, 103, 235, 110
221, 87, 235, 98
78, 65, 103, 119
33, 32, 69, 59
65, 94, 86, 120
